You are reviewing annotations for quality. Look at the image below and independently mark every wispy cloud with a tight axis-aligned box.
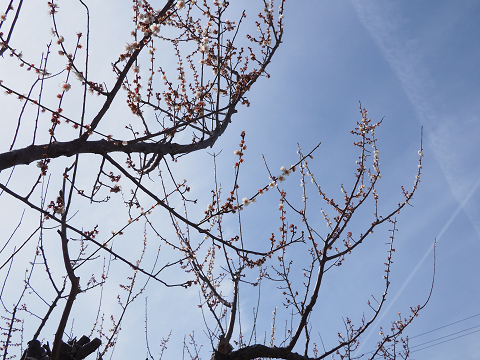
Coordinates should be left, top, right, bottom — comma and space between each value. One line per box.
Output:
350, 0, 480, 238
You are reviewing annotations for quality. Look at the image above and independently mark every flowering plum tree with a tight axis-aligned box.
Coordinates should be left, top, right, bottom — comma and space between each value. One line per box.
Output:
0, 1, 432, 360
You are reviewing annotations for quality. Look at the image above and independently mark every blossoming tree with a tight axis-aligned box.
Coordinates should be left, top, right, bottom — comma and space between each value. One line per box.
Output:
0, 1, 431, 360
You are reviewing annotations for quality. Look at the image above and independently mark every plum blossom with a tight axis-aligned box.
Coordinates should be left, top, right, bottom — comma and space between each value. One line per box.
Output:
59, 82, 71, 91
199, 35, 209, 52
73, 71, 84, 81
176, 0, 185, 10
54, 206, 65, 215
124, 42, 138, 54
150, 23, 160, 34
280, 166, 290, 176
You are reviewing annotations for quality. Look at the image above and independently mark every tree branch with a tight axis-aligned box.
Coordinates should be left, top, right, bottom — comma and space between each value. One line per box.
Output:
228, 344, 313, 360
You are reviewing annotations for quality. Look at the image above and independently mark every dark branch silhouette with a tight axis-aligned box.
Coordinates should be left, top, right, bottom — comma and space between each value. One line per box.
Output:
0, 1, 433, 360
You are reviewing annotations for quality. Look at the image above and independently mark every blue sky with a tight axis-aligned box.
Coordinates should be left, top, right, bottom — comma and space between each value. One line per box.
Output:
261, 1, 480, 357
229, 2, 480, 358
0, 1, 479, 359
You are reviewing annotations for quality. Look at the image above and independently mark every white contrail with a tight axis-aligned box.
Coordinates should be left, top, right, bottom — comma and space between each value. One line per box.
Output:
356, 175, 480, 353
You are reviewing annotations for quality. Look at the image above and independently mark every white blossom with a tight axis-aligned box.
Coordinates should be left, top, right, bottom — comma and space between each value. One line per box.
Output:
176, 0, 185, 9
54, 206, 65, 215
74, 71, 84, 81
150, 23, 160, 34
59, 82, 71, 91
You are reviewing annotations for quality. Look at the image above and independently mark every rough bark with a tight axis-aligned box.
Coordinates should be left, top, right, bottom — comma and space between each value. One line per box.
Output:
212, 344, 313, 360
